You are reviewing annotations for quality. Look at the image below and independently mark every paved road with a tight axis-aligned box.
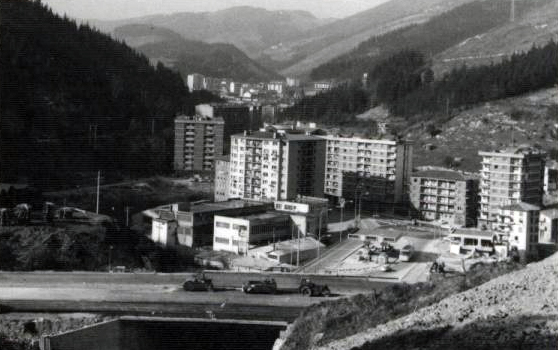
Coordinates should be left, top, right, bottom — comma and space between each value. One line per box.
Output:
298, 239, 364, 274
0, 271, 394, 321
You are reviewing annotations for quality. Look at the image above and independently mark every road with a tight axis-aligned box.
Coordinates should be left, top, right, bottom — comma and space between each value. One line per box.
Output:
0, 271, 393, 322
298, 239, 364, 274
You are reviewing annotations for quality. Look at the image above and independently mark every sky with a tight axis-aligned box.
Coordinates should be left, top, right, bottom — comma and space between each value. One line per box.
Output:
42, 0, 391, 21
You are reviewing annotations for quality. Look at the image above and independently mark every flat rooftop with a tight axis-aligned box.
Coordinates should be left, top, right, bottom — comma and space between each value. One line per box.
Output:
450, 228, 496, 238
191, 200, 267, 214
412, 169, 475, 182
232, 131, 321, 141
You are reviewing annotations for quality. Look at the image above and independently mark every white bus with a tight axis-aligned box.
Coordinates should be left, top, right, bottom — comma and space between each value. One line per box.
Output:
399, 244, 414, 262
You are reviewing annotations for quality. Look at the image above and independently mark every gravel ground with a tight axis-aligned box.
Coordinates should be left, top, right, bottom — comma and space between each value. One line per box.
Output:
318, 253, 558, 350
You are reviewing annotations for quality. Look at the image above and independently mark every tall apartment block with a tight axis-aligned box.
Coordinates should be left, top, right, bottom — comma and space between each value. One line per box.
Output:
322, 135, 413, 203
174, 115, 224, 173
195, 104, 262, 154
410, 169, 479, 227
228, 131, 326, 202
478, 145, 546, 227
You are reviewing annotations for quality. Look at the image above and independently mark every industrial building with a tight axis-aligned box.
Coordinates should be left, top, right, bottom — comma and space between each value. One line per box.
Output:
213, 212, 293, 254
145, 200, 272, 248
322, 135, 413, 204
478, 145, 546, 227
274, 196, 329, 238
228, 131, 326, 202
409, 169, 479, 227
214, 155, 230, 202
173, 115, 224, 173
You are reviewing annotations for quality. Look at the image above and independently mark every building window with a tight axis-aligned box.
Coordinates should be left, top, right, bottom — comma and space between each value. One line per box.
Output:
232, 224, 247, 231
215, 221, 230, 229
215, 237, 229, 244
464, 238, 478, 246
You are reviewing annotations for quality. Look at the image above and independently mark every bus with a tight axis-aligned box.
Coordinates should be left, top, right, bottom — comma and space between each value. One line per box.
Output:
399, 244, 414, 262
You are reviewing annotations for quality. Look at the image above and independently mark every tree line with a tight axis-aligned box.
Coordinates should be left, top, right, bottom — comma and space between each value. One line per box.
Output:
0, 0, 217, 187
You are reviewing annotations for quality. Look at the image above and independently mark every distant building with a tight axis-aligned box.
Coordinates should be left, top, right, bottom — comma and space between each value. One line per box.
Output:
322, 135, 413, 204
187, 73, 205, 91
213, 212, 292, 254
478, 145, 546, 227
544, 160, 558, 195
196, 104, 262, 154
229, 81, 242, 96
146, 200, 272, 248
229, 131, 326, 202
494, 202, 541, 260
174, 115, 224, 173
214, 155, 230, 202
274, 196, 329, 237
286, 77, 300, 87
267, 81, 285, 96
410, 169, 479, 227
261, 105, 277, 123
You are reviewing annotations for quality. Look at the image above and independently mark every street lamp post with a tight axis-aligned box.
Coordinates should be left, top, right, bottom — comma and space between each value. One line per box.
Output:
339, 198, 345, 243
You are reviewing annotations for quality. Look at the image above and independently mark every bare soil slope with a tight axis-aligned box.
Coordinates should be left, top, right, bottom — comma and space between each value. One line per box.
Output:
320, 252, 558, 350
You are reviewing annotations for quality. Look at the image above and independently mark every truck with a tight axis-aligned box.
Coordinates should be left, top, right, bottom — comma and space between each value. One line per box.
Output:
298, 279, 331, 297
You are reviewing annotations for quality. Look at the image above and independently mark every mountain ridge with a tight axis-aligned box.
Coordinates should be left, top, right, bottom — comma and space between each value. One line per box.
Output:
113, 23, 282, 82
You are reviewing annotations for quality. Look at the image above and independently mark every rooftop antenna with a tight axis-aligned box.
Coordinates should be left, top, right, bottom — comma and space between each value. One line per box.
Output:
510, 0, 515, 22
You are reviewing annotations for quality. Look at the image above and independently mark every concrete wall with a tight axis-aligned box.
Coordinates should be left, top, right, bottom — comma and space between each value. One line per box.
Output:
41, 317, 286, 350
41, 319, 121, 350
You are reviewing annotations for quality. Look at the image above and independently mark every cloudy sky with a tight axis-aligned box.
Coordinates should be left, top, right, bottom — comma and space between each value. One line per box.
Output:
42, 0, 391, 20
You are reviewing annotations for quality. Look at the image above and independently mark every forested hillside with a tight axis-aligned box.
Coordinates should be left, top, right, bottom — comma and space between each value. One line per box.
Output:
310, 0, 552, 80
114, 24, 282, 82
381, 41, 558, 117
0, 0, 214, 187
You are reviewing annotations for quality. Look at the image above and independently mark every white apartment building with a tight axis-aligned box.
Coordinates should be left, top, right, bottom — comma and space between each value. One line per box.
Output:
478, 145, 546, 226
322, 135, 413, 203
228, 131, 326, 202
494, 202, 541, 259
539, 208, 558, 245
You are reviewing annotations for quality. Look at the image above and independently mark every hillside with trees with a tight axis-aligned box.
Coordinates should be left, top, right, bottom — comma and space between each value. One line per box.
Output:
309, 0, 553, 81
114, 24, 282, 82
0, 0, 216, 188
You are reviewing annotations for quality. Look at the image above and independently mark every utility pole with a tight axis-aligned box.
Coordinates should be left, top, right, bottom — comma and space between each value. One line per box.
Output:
510, 0, 515, 22
297, 227, 300, 267
151, 118, 155, 136
96, 170, 100, 214
317, 210, 323, 260
125, 206, 130, 227
339, 198, 345, 243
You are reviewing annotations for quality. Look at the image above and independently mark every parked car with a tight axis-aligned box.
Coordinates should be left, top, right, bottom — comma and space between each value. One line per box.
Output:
182, 274, 214, 292
242, 278, 277, 294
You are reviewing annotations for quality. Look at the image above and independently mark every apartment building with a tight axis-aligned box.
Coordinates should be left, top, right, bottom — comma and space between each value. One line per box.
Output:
539, 208, 558, 246
174, 115, 224, 173
478, 145, 546, 227
494, 202, 541, 260
214, 155, 230, 202
228, 131, 326, 202
322, 135, 413, 204
195, 104, 262, 154
410, 169, 479, 227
